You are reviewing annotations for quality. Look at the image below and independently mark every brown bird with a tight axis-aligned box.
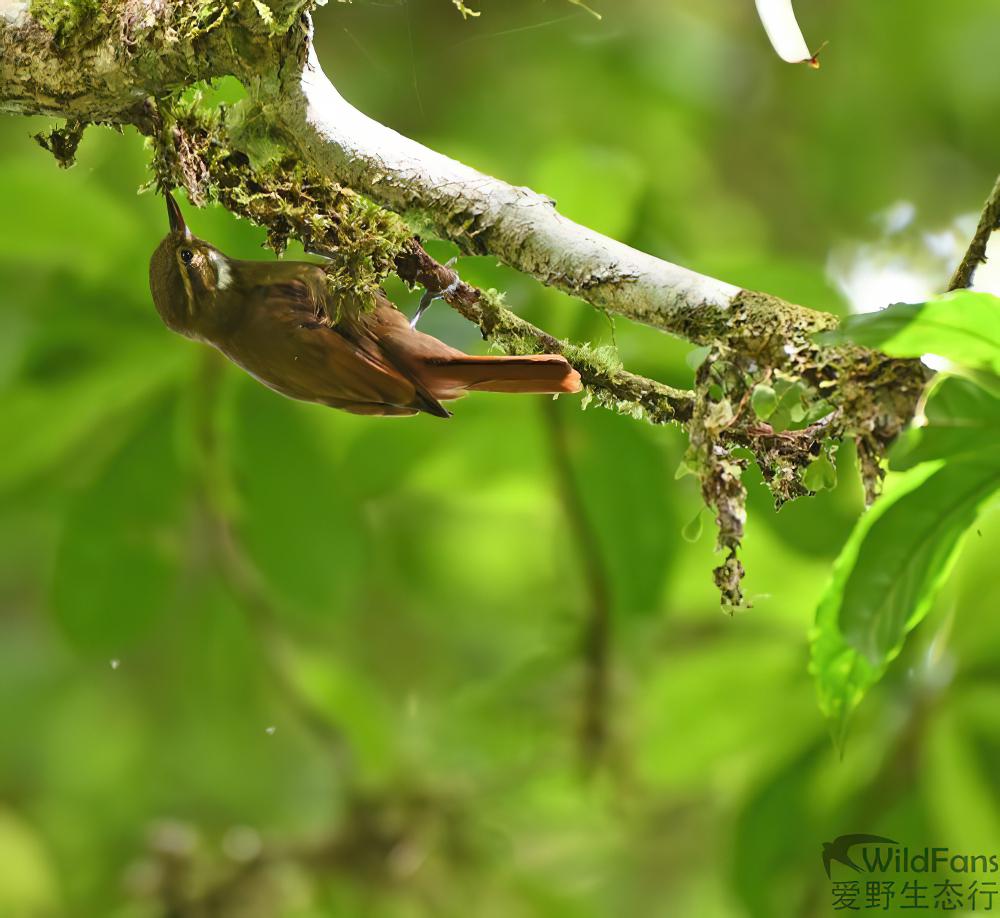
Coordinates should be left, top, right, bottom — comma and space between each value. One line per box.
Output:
148, 195, 581, 417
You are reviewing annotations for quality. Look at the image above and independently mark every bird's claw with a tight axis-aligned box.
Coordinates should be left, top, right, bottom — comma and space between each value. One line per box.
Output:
410, 257, 460, 329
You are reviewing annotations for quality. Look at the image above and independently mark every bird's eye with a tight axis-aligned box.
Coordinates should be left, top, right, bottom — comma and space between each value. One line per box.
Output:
180, 249, 194, 264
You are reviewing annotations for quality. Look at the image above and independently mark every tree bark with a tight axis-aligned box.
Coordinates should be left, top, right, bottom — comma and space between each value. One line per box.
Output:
1, 1, 832, 343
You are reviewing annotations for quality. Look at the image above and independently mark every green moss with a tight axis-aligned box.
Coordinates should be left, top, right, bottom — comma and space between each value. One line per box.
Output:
561, 342, 623, 378
677, 288, 927, 608
33, 118, 88, 168
31, 0, 102, 46
149, 97, 413, 308
173, 0, 233, 41
248, 0, 307, 35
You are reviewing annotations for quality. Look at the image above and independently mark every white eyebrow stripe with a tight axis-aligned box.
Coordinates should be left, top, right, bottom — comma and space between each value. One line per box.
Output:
210, 250, 233, 290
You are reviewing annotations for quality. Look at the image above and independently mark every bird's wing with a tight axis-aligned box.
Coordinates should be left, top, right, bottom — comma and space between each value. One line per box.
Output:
235, 280, 448, 416
333, 293, 454, 415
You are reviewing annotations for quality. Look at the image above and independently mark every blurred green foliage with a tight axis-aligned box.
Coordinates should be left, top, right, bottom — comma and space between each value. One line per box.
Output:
1, 0, 999, 915
811, 292, 1000, 744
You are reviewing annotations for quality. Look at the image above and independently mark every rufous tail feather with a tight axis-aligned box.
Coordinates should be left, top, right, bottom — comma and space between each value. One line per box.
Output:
421, 355, 582, 396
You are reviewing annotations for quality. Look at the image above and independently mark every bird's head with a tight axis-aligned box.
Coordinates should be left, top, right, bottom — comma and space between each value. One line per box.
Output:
149, 194, 234, 338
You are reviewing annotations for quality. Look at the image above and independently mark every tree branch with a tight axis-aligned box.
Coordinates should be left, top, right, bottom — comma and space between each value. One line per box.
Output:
394, 245, 696, 425
284, 40, 837, 344
0, 0, 928, 608
1, 2, 834, 346
948, 173, 1000, 291
146, 102, 695, 427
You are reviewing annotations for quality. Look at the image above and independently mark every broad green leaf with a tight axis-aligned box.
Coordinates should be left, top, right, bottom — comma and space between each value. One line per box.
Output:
811, 458, 1000, 745
891, 375, 1000, 470
565, 407, 678, 616
229, 381, 367, 616
0, 160, 146, 281
840, 459, 999, 661
0, 331, 188, 493
51, 401, 188, 651
819, 291, 1000, 372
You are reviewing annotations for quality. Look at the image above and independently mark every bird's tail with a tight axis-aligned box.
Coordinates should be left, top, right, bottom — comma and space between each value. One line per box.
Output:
421, 354, 582, 397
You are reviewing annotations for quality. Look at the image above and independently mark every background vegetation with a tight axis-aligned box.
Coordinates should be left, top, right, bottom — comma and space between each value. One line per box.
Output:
1, 0, 998, 915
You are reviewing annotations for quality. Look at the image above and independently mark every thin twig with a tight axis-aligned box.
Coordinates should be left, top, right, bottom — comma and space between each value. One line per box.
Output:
395, 241, 697, 426
948, 173, 1000, 291
541, 399, 613, 773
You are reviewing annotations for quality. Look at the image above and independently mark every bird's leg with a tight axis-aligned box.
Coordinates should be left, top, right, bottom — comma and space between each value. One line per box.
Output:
305, 241, 339, 260
411, 257, 460, 329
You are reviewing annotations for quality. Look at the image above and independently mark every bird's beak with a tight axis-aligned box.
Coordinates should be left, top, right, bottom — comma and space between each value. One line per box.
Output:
166, 193, 191, 240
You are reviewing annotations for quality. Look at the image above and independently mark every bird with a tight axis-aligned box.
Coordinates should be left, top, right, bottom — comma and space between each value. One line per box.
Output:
821, 834, 898, 878
148, 194, 581, 417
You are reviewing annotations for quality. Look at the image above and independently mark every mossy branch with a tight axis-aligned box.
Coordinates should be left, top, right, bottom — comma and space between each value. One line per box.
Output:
149, 99, 694, 426
948, 173, 1000, 291
0, 0, 929, 608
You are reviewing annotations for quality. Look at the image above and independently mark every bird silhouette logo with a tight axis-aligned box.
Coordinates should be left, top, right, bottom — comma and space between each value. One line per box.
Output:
822, 835, 898, 878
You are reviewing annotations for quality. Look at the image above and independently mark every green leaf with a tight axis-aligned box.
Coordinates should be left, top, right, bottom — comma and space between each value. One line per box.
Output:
801, 397, 834, 425
0, 159, 147, 281
802, 452, 837, 492
229, 381, 368, 616
750, 384, 778, 420
811, 458, 1000, 745
765, 380, 806, 433
674, 457, 699, 480
567, 409, 678, 616
818, 291, 1000, 372
0, 329, 188, 494
51, 401, 187, 651
685, 346, 713, 371
682, 509, 704, 543
840, 459, 999, 661
768, 404, 792, 433
891, 375, 1000, 470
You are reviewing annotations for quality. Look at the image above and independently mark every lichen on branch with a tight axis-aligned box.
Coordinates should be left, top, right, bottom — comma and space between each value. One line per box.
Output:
141, 88, 694, 428
682, 307, 927, 607
147, 90, 412, 306
0, 0, 928, 610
